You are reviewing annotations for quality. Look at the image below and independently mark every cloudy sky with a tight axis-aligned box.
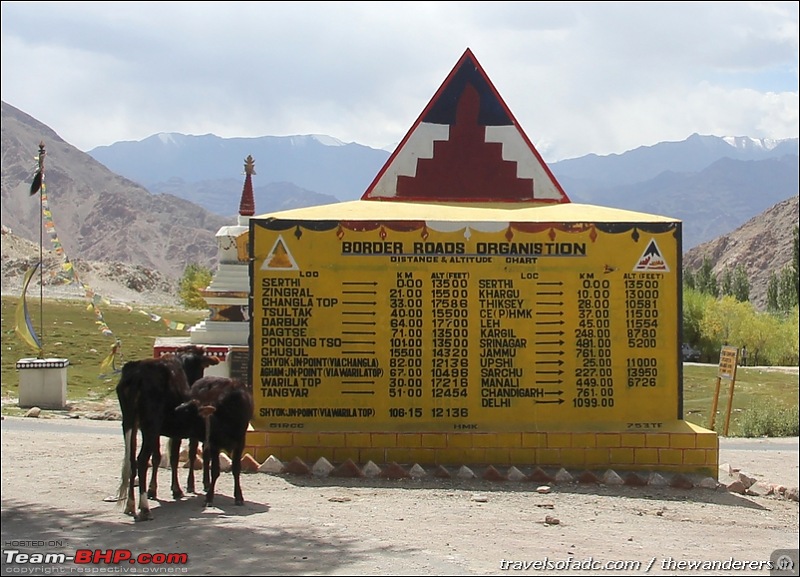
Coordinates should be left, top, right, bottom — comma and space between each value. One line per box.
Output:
1, 1, 797, 161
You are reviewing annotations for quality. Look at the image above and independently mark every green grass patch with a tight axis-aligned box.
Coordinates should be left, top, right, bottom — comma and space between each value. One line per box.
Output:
736, 401, 799, 437
681, 365, 798, 436
1, 296, 205, 416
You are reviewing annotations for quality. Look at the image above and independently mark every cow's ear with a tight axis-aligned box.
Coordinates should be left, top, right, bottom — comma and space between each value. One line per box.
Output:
198, 405, 216, 418
204, 356, 221, 367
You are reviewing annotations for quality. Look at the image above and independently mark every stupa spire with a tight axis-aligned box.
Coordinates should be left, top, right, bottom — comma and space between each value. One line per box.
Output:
238, 155, 256, 217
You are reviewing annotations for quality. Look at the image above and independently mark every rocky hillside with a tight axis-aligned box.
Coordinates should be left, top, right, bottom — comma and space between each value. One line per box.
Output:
1, 102, 229, 284
683, 195, 799, 310
1, 225, 179, 306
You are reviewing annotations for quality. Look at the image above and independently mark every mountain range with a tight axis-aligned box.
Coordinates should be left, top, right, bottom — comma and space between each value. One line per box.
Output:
86, 129, 798, 252
1, 99, 797, 308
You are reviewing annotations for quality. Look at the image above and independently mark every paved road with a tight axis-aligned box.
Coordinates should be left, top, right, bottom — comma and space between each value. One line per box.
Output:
721, 437, 798, 452
1, 415, 120, 435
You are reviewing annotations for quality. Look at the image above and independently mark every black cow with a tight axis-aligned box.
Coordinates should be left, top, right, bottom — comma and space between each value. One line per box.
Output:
115, 345, 219, 521
176, 376, 254, 507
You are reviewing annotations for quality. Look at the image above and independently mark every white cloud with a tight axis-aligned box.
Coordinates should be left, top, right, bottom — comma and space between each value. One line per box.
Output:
1, 1, 797, 161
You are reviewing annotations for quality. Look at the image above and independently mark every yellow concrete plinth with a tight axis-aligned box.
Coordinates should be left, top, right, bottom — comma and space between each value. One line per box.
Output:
245, 420, 719, 478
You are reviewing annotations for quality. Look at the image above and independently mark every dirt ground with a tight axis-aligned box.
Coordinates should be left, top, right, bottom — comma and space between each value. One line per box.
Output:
1, 415, 797, 577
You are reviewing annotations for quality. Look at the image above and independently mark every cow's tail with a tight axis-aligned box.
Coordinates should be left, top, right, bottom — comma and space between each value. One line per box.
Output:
116, 427, 133, 507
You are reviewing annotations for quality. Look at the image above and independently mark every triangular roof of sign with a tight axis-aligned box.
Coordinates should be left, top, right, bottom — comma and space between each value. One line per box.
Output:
361, 48, 570, 204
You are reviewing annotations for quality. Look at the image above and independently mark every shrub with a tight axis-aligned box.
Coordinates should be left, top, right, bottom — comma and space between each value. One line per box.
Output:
178, 263, 212, 309
735, 400, 799, 437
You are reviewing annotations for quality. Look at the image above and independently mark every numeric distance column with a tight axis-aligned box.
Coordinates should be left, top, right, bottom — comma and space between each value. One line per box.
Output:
388, 272, 424, 420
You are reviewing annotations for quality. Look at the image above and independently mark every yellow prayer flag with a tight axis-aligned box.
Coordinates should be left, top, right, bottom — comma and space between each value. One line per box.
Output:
14, 263, 43, 356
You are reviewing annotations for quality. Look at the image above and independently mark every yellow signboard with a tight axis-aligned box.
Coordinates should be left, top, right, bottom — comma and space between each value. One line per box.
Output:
251, 216, 680, 433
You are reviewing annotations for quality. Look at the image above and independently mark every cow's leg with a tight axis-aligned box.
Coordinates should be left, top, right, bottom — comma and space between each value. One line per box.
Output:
202, 444, 211, 493
123, 427, 137, 516
186, 438, 198, 494
136, 438, 154, 522
147, 440, 161, 500
201, 412, 213, 493
204, 447, 221, 507
232, 445, 245, 506
170, 437, 185, 499
169, 437, 184, 499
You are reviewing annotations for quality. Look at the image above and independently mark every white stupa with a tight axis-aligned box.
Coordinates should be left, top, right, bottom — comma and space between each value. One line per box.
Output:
154, 155, 255, 383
